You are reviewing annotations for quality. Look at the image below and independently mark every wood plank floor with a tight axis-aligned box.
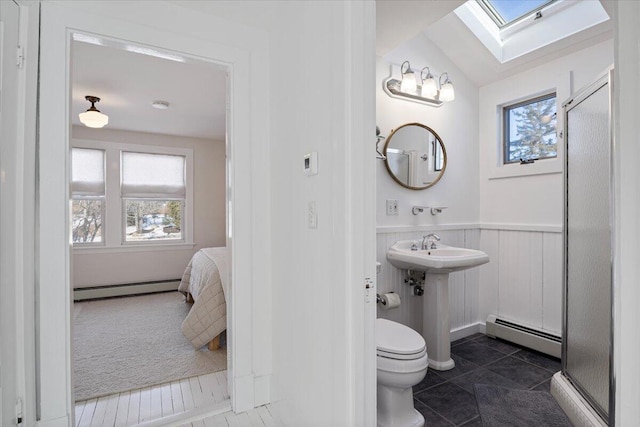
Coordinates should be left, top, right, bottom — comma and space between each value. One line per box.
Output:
181, 405, 279, 427
75, 370, 278, 426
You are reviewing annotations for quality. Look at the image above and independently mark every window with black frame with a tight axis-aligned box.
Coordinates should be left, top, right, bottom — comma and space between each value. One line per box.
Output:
503, 93, 557, 164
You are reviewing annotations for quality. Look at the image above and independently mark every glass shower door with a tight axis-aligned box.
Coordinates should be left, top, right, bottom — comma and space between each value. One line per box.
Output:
563, 71, 612, 421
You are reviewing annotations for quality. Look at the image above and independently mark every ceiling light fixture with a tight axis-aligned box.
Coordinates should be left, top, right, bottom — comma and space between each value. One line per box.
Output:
152, 100, 170, 110
383, 61, 456, 107
79, 95, 109, 128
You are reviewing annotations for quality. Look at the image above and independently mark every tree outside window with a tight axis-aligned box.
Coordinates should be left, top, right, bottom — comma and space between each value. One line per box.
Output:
504, 93, 557, 164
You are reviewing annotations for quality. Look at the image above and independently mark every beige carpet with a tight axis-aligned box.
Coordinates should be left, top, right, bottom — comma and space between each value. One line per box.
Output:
73, 292, 226, 401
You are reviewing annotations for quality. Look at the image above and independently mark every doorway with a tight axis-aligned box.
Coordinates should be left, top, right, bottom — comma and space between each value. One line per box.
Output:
37, 2, 271, 424
69, 35, 229, 416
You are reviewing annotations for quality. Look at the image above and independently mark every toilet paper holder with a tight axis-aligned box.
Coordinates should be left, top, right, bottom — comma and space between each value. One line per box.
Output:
376, 292, 398, 305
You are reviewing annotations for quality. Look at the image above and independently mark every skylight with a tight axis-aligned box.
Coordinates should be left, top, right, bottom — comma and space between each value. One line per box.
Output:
455, 0, 610, 64
478, 0, 555, 28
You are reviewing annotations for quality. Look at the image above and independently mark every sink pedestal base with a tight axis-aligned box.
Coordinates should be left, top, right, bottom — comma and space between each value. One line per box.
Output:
423, 273, 455, 371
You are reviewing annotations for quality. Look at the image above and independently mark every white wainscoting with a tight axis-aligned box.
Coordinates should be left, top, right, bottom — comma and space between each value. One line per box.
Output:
376, 225, 563, 339
479, 228, 563, 336
376, 228, 481, 336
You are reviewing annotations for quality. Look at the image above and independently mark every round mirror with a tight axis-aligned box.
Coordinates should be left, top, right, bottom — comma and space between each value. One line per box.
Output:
383, 123, 447, 190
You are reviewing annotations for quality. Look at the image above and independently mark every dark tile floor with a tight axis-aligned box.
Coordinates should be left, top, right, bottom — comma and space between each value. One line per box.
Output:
413, 333, 561, 426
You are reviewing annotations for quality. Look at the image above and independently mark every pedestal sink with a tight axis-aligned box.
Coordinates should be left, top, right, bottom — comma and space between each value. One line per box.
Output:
387, 240, 489, 370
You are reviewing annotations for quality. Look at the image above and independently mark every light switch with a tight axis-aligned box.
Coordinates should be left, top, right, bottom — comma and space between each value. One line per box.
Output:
308, 201, 318, 229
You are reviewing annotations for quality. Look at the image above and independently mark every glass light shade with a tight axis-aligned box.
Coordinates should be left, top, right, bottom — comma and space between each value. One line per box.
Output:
421, 77, 438, 98
439, 82, 455, 102
79, 110, 109, 128
400, 72, 417, 93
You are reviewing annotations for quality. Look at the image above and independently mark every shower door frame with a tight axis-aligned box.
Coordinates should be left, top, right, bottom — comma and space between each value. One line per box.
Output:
561, 68, 615, 424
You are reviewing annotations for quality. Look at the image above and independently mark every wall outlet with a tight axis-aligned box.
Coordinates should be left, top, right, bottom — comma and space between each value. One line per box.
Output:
386, 199, 398, 216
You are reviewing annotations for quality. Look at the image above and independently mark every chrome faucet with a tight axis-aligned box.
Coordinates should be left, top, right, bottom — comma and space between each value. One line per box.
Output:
422, 233, 440, 250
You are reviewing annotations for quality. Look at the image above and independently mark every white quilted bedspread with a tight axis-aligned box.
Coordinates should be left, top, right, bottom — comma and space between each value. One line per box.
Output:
178, 247, 228, 349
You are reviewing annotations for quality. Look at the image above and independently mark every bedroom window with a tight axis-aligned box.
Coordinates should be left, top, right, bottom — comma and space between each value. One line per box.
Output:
121, 152, 186, 243
503, 92, 557, 164
71, 148, 105, 245
71, 140, 194, 250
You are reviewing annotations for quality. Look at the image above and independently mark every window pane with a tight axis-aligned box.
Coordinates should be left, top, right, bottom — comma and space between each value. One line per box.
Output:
504, 94, 557, 163
71, 148, 105, 196
125, 200, 182, 242
482, 0, 553, 26
72, 199, 103, 243
122, 152, 185, 198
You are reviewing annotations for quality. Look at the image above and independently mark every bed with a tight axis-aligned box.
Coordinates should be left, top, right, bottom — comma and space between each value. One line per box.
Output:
178, 247, 228, 350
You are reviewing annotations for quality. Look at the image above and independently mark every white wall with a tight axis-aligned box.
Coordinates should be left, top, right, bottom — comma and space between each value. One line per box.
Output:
268, 2, 376, 425
377, 32, 480, 227
71, 126, 225, 287
479, 39, 614, 227
476, 39, 613, 333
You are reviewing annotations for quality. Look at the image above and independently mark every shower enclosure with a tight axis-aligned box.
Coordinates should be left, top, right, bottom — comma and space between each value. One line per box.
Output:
560, 69, 614, 424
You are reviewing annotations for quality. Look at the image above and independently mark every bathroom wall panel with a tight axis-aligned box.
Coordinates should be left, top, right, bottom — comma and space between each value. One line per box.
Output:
478, 229, 500, 324
542, 232, 563, 334
478, 228, 562, 334
498, 231, 544, 328
464, 228, 481, 326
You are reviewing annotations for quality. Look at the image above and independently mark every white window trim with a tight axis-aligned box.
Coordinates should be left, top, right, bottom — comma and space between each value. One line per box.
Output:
71, 138, 195, 251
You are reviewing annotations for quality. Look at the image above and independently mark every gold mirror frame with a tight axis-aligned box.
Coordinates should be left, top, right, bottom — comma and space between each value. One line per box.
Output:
383, 122, 447, 190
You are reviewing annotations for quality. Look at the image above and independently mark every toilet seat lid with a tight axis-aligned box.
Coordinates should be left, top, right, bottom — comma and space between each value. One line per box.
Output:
376, 318, 426, 356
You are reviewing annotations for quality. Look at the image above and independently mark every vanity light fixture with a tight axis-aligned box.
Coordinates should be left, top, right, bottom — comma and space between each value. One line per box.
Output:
79, 95, 109, 128
383, 61, 455, 108
400, 61, 417, 93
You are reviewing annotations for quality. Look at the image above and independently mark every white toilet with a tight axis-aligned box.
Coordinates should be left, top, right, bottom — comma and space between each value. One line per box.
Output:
376, 318, 429, 427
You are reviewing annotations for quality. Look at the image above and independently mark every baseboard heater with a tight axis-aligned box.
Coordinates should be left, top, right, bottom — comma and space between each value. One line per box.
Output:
73, 279, 181, 301
486, 314, 561, 358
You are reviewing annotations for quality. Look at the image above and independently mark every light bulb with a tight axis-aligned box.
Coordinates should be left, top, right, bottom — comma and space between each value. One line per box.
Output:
421, 77, 438, 98
79, 110, 109, 128
439, 82, 455, 102
400, 71, 417, 93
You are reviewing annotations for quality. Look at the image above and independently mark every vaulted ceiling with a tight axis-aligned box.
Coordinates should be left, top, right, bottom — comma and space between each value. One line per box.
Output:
71, 1, 615, 139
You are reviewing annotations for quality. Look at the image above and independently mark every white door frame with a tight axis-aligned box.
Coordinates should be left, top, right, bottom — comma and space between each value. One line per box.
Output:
37, 2, 271, 424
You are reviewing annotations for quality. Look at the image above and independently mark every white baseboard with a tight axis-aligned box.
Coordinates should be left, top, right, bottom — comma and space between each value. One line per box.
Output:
253, 374, 271, 407
450, 322, 485, 342
73, 280, 180, 301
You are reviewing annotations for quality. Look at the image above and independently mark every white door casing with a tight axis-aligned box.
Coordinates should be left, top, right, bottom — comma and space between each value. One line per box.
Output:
0, 1, 22, 425
37, 2, 270, 424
